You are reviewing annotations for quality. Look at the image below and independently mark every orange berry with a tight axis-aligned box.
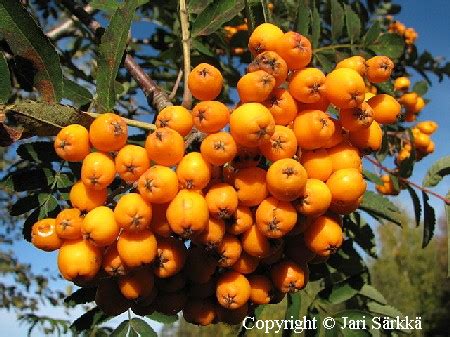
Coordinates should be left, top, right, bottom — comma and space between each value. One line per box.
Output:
145, 127, 185, 167
156, 105, 193, 137
149, 203, 172, 238
339, 102, 374, 131
237, 70, 276, 103
114, 193, 152, 231
348, 120, 383, 152
193, 217, 225, 249
115, 145, 150, 183
226, 206, 254, 235
176, 152, 211, 190
217, 233, 242, 268
183, 298, 217, 326
188, 63, 223, 101
327, 142, 362, 172
336, 55, 367, 77
216, 271, 250, 309
248, 51, 288, 86
102, 243, 126, 276
89, 113, 128, 152
192, 101, 230, 134
31, 218, 62, 251
153, 237, 187, 278
137, 165, 178, 204
233, 167, 268, 207
259, 125, 297, 162
288, 67, 326, 103
241, 224, 271, 258
69, 181, 107, 212
368, 94, 401, 124
263, 88, 298, 125
248, 23, 284, 55
54, 124, 90, 162
81, 152, 116, 190
366, 56, 394, 83
296, 179, 332, 217
275, 32, 312, 70
256, 197, 297, 238
55, 208, 83, 240
231, 252, 259, 274
205, 183, 238, 219
394, 76, 410, 91
304, 213, 343, 256
200, 132, 237, 166
82, 206, 120, 247
324, 68, 365, 109
415, 121, 438, 135
118, 268, 154, 300
270, 260, 308, 293
326, 168, 366, 204
117, 229, 158, 268
266, 158, 307, 201
300, 149, 333, 181
248, 274, 273, 304
293, 110, 335, 150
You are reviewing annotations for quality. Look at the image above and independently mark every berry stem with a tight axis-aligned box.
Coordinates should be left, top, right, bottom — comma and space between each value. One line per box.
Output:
313, 43, 364, 53
87, 112, 155, 131
366, 156, 450, 204
179, 0, 193, 109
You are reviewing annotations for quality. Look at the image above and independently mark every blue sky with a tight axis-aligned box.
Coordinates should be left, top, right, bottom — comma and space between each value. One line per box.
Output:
2, 1, 450, 335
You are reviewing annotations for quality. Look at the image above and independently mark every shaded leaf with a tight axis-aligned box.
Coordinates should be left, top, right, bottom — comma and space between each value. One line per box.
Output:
363, 21, 381, 46
191, 0, 245, 37
23, 207, 39, 241
130, 318, 156, 336
3, 101, 94, 139
446, 192, 450, 277
188, 0, 214, 15
406, 186, 421, 227
345, 5, 361, 43
282, 293, 301, 337
359, 191, 402, 225
345, 212, 377, 258
17, 141, 60, 163
71, 307, 110, 333
65, 287, 97, 305
330, 0, 344, 41
374, 81, 394, 96
315, 53, 334, 73
368, 33, 405, 60
422, 155, 450, 187
362, 169, 383, 186
110, 320, 129, 337
422, 191, 436, 248
96, 0, 141, 111
146, 311, 178, 324
63, 80, 93, 108
9, 167, 50, 192
295, 0, 310, 36
358, 285, 387, 305
0, 51, 11, 103
412, 80, 428, 96
38, 193, 58, 219
310, 6, 320, 49
0, 0, 63, 102
55, 173, 74, 189
10, 194, 40, 216
367, 302, 405, 320
319, 275, 364, 304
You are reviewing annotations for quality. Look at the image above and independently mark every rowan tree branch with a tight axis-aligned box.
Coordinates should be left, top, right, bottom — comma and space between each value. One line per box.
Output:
87, 112, 156, 131
366, 156, 450, 204
179, 0, 192, 109
58, 0, 172, 112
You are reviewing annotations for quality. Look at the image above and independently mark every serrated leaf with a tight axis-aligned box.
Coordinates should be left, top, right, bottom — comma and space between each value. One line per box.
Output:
295, 0, 310, 36
71, 307, 110, 333
38, 193, 58, 219
422, 191, 436, 248
3, 101, 94, 139
64, 287, 97, 305
130, 318, 156, 336
406, 186, 421, 227
282, 293, 301, 337
315, 53, 334, 73
412, 80, 428, 96
0, 0, 63, 102
96, 0, 141, 111
0, 51, 11, 103
17, 141, 61, 163
55, 173, 74, 189
363, 21, 381, 46
63, 80, 93, 108
358, 285, 387, 305
192, 38, 214, 57
373, 81, 394, 96
422, 155, 450, 187
345, 212, 377, 258
146, 311, 178, 324
345, 5, 361, 43
23, 207, 39, 241
110, 320, 129, 337
368, 33, 405, 60
359, 191, 402, 225
9, 167, 50, 192
330, 0, 344, 41
188, 0, 214, 15
10, 194, 40, 216
367, 302, 405, 321
319, 276, 363, 304
363, 169, 383, 186
191, 0, 245, 37
310, 6, 320, 49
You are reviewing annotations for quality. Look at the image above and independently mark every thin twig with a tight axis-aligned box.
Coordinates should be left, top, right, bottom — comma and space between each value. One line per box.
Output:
58, 0, 172, 112
179, 0, 192, 109
313, 43, 364, 53
169, 70, 184, 100
46, 4, 95, 39
87, 112, 156, 131
366, 156, 450, 204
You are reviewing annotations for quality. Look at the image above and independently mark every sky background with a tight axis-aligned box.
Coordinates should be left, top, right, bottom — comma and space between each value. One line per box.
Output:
1, 0, 450, 335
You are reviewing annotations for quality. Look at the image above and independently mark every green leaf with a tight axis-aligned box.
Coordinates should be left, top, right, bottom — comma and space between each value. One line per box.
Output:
3, 101, 94, 137
0, 0, 63, 102
330, 0, 344, 41
412, 80, 428, 96
422, 155, 450, 187
96, 0, 141, 111
374, 81, 394, 96
17, 141, 60, 163
359, 285, 387, 305
110, 320, 129, 337
367, 302, 405, 319
363, 21, 381, 46
8, 167, 51, 192
398, 129, 416, 178
310, 6, 320, 49
282, 293, 301, 337
55, 173, 74, 189
63, 80, 93, 108
422, 191, 436, 248
64, 287, 97, 305
71, 307, 110, 333
315, 53, 334, 73
406, 186, 421, 227
0, 51, 11, 103
295, 0, 310, 36
319, 275, 364, 304
389, 174, 400, 192
10, 195, 40, 216
446, 192, 450, 277
38, 193, 58, 219
344, 5, 361, 43
359, 191, 402, 226
192, 38, 215, 57
191, 0, 245, 37
130, 318, 157, 336
146, 311, 178, 324
188, 0, 214, 15
23, 208, 39, 241
345, 212, 377, 258
362, 169, 383, 186
368, 33, 405, 60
